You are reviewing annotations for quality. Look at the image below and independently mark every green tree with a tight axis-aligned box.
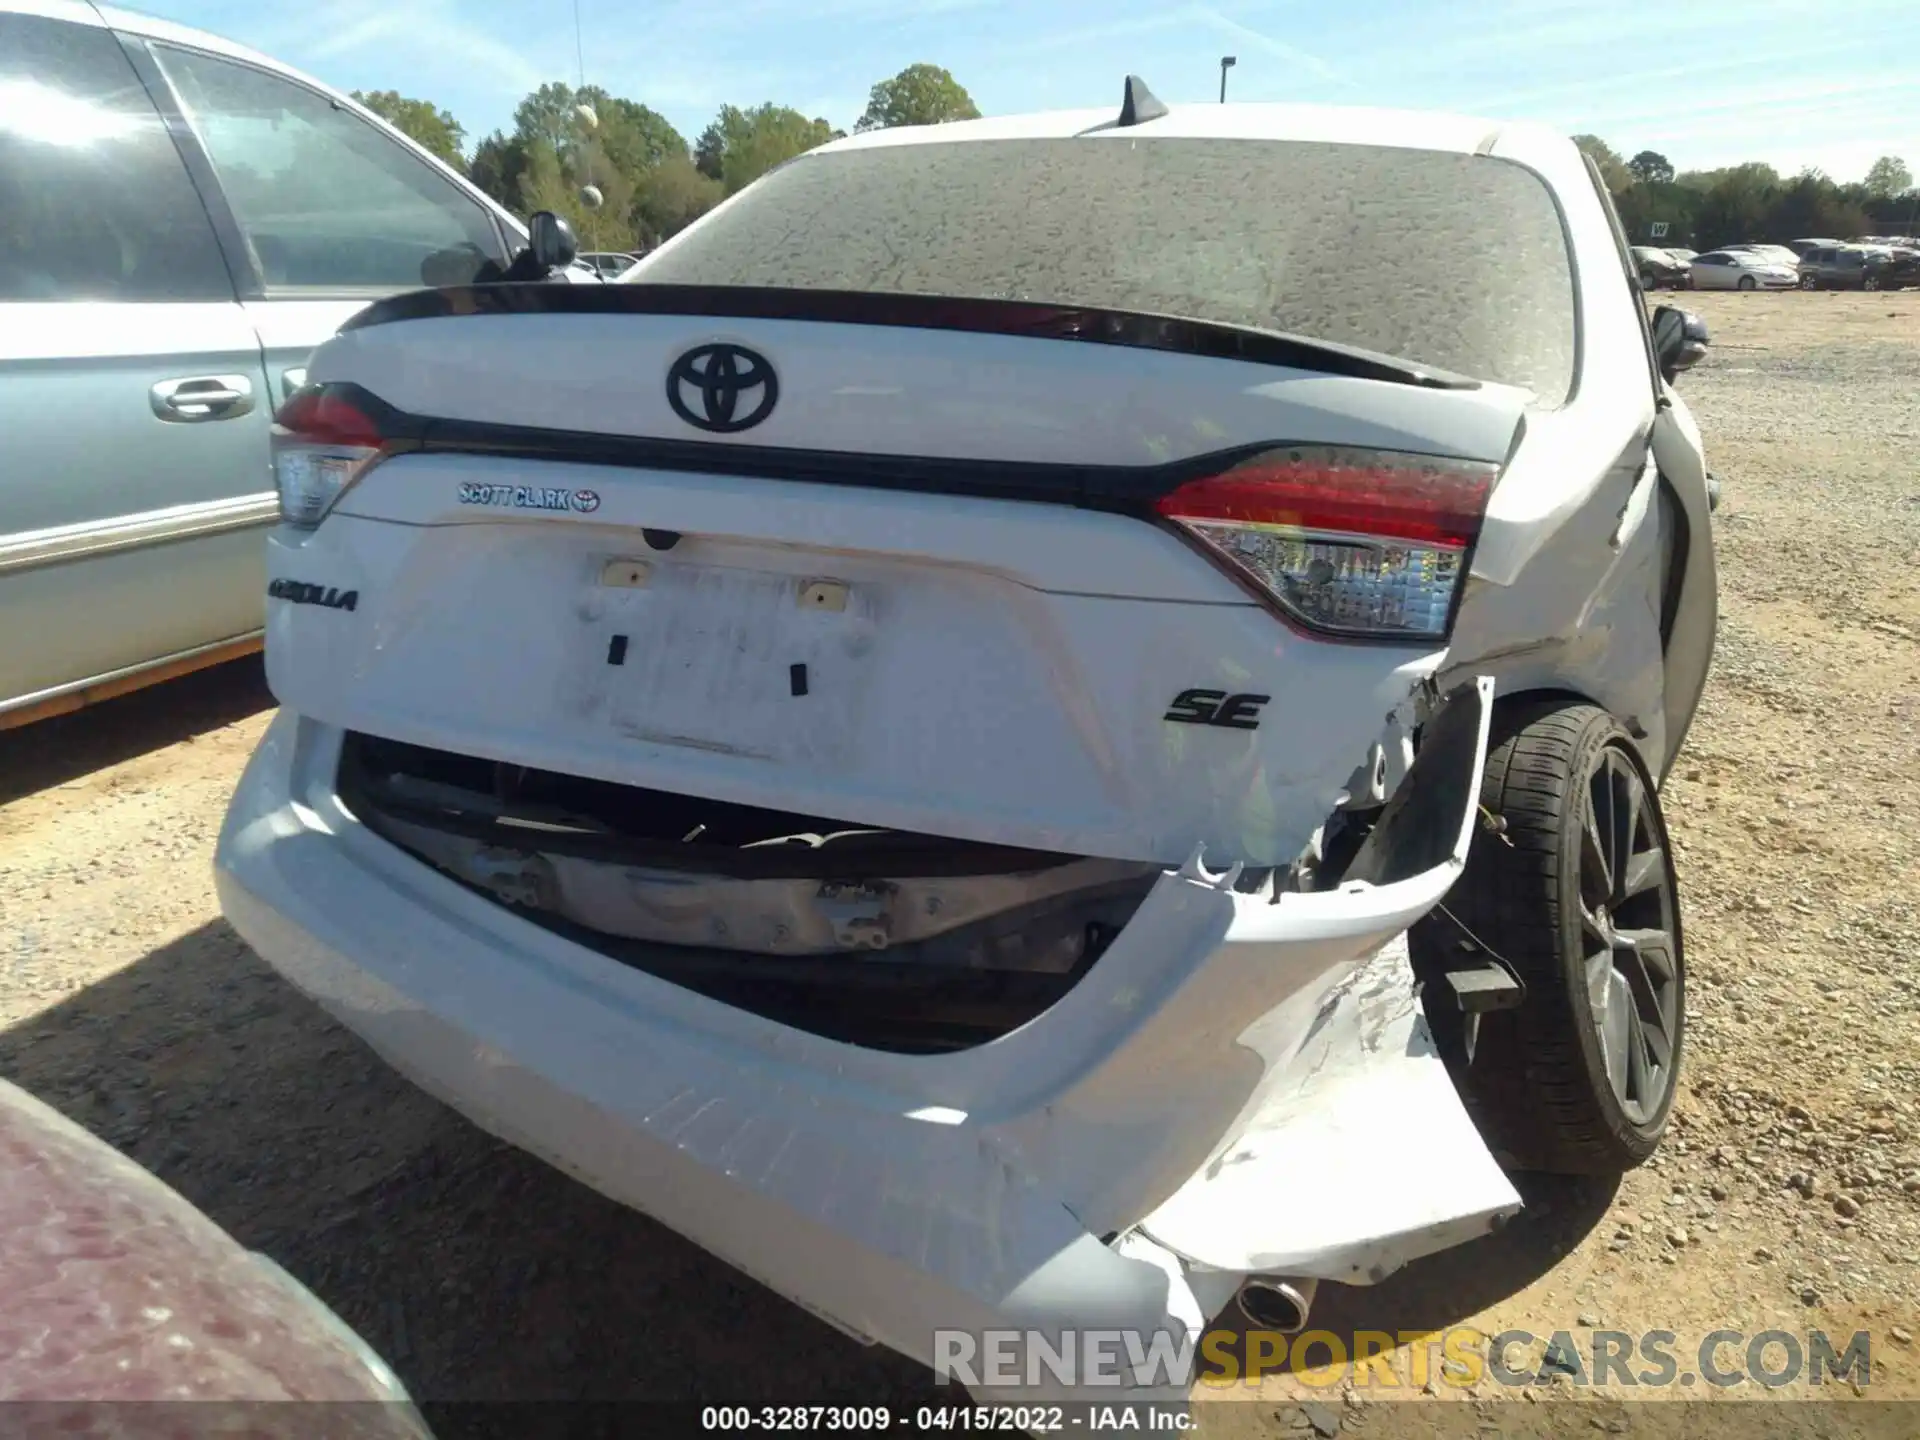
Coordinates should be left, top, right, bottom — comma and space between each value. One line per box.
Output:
1863, 155, 1913, 200
854, 63, 980, 132
573, 140, 638, 250
515, 137, 573, 218
512, 134, 636, 251
1770, 169, 1870, 242
694, 120, 725, 181
1627, 149, 1673, 187
1572, 134, 1632, 193
513, 82, 583, 154
632, 153, 726, 245
484, 82, 650, 249
352, 90, 465, 169
1675, 162, 1779, 193
1614, 180, 1698, 248
1691, 166, 1777, 248
468, 130, 527, 209
696, 103, 835, 192
599, 96, 689, 172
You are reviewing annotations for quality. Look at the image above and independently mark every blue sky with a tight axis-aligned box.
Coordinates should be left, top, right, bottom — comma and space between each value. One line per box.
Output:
137, 0, 1918, 184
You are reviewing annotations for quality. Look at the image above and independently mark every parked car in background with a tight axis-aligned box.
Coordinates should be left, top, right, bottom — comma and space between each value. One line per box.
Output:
0, 1075, 430, 1425
581, 250, 640, 279
1862, 247, 1920, 290
0, 1, 554, 731
218, 85, 1719, 1408
1631, 246, 1689, 289
1798, 243, 1917, 290
1797, 244, 1877, 289
1725, 243, 1801, 269
1787, 237, 1843, 257
1690, 249, 1797, 289
1664, 247, 1697, 264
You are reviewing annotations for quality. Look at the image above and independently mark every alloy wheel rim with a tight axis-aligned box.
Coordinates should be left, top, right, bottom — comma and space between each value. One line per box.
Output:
1577, 743, 1681, 1125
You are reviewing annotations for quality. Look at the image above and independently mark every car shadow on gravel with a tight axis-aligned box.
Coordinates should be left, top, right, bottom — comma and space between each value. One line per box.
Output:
0, 917, 948, 1423
0, 913, 1618, 1419
0, 656, 273, 806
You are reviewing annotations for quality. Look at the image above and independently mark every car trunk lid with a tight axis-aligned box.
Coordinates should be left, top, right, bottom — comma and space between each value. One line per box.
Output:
268, 296, 1527, 871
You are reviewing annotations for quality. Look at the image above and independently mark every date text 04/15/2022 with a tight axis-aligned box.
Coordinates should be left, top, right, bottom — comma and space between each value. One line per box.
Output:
698, 1405, 1192, 1432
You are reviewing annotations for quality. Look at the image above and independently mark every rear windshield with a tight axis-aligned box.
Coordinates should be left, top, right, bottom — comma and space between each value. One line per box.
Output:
634, 136, 1578, 401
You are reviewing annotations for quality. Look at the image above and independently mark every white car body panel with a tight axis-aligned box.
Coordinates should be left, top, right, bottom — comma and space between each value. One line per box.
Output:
309, 313, 1531, 471
274, 320, 1530, 867
216, 678, 1512, 1402
1136, 931, 1519, 1279
217, 96, 1716, 1402
265, 479, 1439, 868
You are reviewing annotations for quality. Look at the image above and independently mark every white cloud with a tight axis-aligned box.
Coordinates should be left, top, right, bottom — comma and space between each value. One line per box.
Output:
1189, 5, 1347, 88
292, 0, 546, 97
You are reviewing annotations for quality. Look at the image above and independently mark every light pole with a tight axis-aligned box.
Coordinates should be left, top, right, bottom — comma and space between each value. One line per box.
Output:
1219, 55, 1236, 103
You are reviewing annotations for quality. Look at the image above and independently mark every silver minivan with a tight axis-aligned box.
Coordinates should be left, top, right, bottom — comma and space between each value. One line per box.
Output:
1, 1, 540, 728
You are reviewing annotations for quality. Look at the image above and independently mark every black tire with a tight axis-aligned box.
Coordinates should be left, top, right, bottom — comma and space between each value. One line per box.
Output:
1417, 700, 1686, 1175
1639, 269, 1658, 291
1800, 272, 1819, 290
1737, 275, 1756, 290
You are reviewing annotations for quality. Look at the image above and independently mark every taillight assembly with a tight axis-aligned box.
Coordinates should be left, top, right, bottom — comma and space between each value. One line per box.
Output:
271, 384, 396, 529
1154, 445, 1498, 642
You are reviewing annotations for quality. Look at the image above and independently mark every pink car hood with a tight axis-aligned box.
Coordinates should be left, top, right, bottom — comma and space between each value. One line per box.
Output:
0, 1074, 430, 1434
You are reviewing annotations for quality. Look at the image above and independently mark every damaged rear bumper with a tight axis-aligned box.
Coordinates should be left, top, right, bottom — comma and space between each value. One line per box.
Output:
213, 679, 1517, 1401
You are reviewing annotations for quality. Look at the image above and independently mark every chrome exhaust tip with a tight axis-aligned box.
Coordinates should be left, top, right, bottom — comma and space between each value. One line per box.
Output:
1235, 1277, 1317, 1335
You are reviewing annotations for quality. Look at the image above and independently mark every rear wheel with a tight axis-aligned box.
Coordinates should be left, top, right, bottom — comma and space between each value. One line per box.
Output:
1800, 272, 1819, 290
1418, 700, 1685, 1174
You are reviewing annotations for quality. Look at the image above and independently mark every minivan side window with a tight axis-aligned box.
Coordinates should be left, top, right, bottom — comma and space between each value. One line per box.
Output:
0, 14, 232, 302
151, 44, 504, 293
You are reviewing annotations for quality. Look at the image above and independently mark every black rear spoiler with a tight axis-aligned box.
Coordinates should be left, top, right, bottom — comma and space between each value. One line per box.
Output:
340, 282, 1479, 391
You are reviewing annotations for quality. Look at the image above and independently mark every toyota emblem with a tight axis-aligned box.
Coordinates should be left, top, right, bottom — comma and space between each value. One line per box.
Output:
666, 343, 778, 434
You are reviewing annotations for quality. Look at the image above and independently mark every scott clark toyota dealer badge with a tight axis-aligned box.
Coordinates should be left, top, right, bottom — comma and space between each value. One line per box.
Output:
457, 483, 600, 514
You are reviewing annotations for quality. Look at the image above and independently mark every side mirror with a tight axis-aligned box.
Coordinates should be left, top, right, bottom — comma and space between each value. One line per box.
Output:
527, 211, 578, 272
1651, 304, 1709, 385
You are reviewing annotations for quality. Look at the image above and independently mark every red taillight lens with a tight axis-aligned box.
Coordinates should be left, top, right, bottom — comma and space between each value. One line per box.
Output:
1155, 446, 1498, 641
274, 386, 386, 448
271, 384, 389, 529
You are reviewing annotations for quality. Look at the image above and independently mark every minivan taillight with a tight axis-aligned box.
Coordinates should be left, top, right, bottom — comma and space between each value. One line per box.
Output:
1155, 445, 1498, 642
272, 384, 391, 529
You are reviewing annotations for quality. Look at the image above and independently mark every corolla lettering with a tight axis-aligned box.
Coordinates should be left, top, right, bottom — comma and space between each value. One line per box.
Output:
268, 578, 358, 612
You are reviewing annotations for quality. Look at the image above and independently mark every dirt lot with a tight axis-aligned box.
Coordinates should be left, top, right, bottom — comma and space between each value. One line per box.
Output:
2, 290, 1916, 1434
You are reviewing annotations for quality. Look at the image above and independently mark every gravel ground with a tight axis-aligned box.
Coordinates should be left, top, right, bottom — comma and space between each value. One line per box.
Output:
1, 290, 1915, 1435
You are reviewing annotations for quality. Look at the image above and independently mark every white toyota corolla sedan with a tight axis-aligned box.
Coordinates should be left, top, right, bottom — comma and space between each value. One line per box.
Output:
216, 79, 1718, 1410
1688, 248, 1800, 289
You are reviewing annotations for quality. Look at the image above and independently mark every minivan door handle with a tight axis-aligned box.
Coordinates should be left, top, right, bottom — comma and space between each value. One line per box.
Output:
151, 374, 255, 422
